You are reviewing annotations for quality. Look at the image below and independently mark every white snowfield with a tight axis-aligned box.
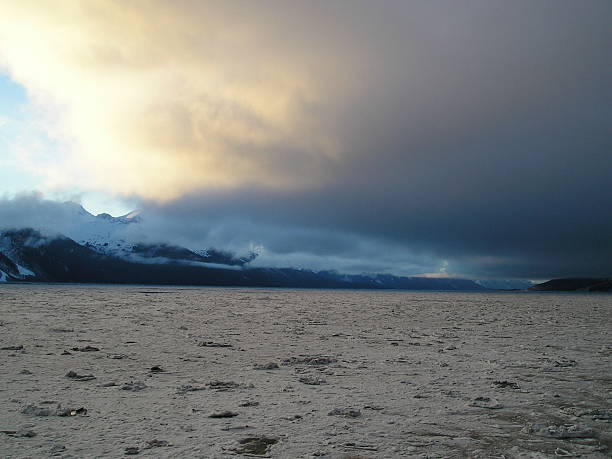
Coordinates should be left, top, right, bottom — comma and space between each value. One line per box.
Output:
60, 204, 140, 258
0, 287, 610, 458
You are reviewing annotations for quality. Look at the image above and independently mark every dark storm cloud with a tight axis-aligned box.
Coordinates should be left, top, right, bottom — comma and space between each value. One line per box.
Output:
2, 1, 611, 279
135, 0, 611, 279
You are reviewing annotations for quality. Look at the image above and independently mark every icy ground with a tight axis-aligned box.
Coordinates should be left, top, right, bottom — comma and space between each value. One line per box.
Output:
0, 286, 610, 458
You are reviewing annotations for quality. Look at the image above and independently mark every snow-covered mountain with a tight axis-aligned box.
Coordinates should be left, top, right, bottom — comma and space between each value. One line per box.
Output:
0, 204, 485, 289
0, 201, 255, 266
0, 201, 487, 290
0, 201, 261, 283
49, 202, 140, 258
0, 228, 485, 289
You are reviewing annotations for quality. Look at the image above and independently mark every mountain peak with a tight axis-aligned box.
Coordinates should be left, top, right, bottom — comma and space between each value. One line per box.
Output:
62, 201, 93, 217
122, 210, 141, 220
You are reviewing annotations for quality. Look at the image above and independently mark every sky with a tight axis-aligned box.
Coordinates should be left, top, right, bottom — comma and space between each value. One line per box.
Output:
0, 0, 610, 280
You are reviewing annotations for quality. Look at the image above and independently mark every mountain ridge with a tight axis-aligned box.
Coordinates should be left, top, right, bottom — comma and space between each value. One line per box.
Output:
529, 278, 611, 292
0, 228, 485, 290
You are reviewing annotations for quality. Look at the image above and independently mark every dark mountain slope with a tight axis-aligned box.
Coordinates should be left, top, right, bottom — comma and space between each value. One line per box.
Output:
0, 229, 485, 290
529, 278, 611, 292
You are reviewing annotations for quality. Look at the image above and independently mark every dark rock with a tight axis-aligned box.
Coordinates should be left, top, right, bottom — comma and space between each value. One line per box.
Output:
234, 437, 278, 456
109, 354, 127, 359
283, 355, 337, 366
253, 362, 279, 370
328, 408, 361, 418
467, 397, 503, 409
49, 445, 66, 455
299, 376, 327, 385
22, 404, 87, 417
208, 380, 242, 391
209, 410, 239, 418
121, 381, 147, 391
493, 380, 520, 390
1, 429, 37, 438
57, 407, 87, 417
145, 439, 170, 448
71, 346, 100, 352
65, 370, 96, 381
176, 384, 207, 394
239, 401, 260, 407
198, 341, 232, 348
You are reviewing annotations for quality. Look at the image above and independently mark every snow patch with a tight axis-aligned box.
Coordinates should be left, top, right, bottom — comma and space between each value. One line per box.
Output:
16, 264, 35, 277
52, 203, 141, 258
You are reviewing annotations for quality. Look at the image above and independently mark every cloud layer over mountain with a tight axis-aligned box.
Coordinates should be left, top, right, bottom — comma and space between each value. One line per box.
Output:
0, 1, 610, 279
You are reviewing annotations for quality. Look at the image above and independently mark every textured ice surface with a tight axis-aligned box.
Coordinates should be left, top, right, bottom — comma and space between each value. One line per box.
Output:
0, 285, 610, 457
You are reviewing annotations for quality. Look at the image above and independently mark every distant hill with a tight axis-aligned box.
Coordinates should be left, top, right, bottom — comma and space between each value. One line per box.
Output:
529, 278, 611, 292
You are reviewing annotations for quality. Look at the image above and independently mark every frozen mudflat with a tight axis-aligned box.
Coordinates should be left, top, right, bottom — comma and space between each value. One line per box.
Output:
0, 285, 611, 458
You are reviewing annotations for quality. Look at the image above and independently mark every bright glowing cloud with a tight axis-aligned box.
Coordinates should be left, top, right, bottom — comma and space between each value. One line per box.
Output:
0, 1, 347, 200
